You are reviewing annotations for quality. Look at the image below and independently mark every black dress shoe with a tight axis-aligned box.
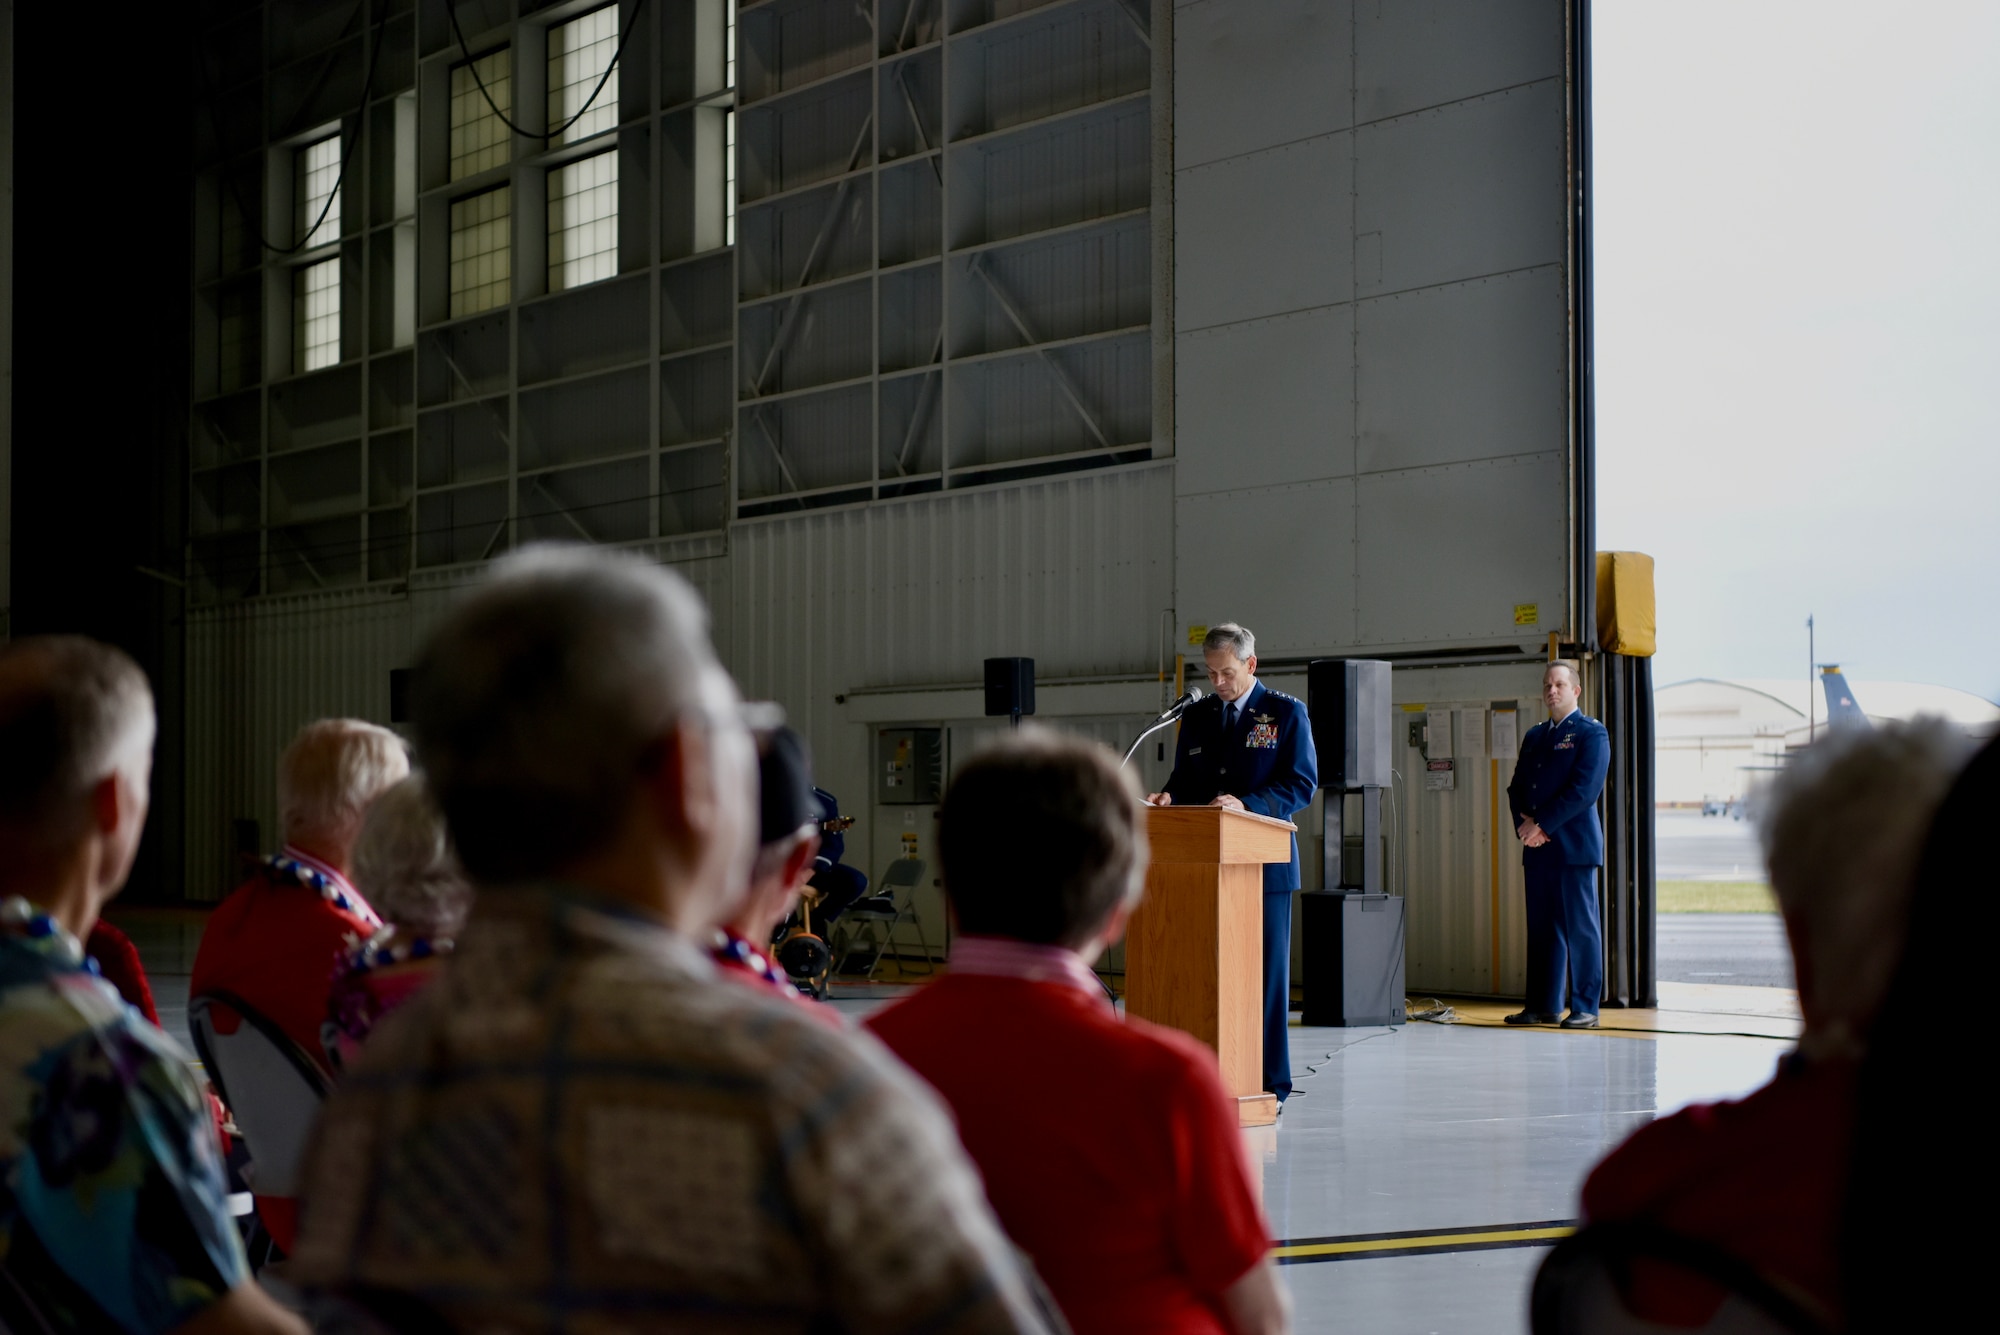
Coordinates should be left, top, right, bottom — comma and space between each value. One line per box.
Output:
1561, 1013, 1600, 1029
1504, 1011, 1560, 1025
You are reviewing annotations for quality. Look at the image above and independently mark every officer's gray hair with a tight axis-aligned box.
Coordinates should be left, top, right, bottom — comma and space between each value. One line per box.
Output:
411, 543, 720, 884
1758, 716, 1970, 1057
1203, 623, 1256, 663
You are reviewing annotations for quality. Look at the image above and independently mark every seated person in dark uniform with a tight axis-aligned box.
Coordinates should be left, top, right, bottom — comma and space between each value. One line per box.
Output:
1144, 623, 1317, 1106
1503, 660, 1611, 1027
0, 635, 304, 1335
870, 731, 1289, 1335
712, 725, 838, 1025
1579, 718, 1968, 1329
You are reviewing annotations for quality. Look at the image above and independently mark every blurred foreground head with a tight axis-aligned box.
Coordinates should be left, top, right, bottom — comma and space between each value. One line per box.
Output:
410, 544, 757, 931
939, 729, 1147, 955
1759, 716, 1970, 1057
350, 775, 473, 940
0, 636, 155, 919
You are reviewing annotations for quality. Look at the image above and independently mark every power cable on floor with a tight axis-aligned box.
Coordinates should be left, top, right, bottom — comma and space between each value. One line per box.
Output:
1287, 1025, 1399, 1095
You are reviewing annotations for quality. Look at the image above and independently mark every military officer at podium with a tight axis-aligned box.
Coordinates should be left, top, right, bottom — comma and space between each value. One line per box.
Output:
1146, 623, 1318, 1107
1505, 660, 1610, 1029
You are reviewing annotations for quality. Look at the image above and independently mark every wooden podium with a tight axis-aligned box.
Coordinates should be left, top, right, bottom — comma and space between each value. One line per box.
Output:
1125, 806, 1296, 1127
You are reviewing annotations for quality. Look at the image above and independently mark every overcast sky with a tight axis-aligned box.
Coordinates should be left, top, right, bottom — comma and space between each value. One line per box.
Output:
1592, 2, 2000, 702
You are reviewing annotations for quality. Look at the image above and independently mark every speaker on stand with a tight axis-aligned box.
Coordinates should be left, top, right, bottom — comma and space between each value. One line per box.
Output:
1301, 659, 1405, 1027
984, 658, 1036, 728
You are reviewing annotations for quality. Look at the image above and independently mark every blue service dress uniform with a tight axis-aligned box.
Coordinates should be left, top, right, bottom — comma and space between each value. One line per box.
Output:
1162, 680, 1319, 1100
1505, 709, 1610, 1016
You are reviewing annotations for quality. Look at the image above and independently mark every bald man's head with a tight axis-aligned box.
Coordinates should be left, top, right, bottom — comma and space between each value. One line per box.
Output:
0, 636, 155, 862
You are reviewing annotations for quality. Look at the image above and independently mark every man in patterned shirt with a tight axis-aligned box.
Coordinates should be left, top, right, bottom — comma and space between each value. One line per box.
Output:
0, 635, 304, 1335
290, 545, 1057, 1334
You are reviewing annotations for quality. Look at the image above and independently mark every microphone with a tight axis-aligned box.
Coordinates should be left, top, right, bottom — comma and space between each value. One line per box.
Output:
1124, 688, 1207, 766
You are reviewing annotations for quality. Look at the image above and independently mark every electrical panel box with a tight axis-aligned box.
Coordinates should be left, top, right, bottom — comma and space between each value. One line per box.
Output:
876, 728, 943, 805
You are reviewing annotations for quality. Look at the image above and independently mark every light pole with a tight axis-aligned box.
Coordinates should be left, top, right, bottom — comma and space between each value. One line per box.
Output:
1807, 614, 1816, 743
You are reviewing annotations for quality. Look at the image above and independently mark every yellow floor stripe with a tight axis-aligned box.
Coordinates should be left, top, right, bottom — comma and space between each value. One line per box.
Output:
1273, 1224, 1575, 1260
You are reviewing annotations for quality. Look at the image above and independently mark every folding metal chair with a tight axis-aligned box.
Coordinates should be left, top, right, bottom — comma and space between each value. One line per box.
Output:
189, 992, 331, 1257
834, 858, 934, 980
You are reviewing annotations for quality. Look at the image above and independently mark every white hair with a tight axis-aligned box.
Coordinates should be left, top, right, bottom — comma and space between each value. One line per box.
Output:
1203, 623, 1256, 662
0, 636, 155, 850
1758, 716, 1970, 1052
278, 719, 410, 855
349, 775, 473, 940
410, 543, 721, 883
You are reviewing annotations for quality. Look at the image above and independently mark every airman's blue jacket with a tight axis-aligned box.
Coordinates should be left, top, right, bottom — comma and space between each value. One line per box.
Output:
1506, 710, 1610, 867
1163, 680, 1319, 892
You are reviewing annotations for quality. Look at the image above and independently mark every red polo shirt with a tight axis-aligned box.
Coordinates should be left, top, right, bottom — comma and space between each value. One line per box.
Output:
1582, 1054, 1855, 1328
866, 939, 1271, 1335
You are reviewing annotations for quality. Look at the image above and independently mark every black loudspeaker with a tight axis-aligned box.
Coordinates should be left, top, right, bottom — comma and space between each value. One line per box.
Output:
984, 657, 1035, 719
1307, 659, 1392, 790
1301, 891, 1407, 1026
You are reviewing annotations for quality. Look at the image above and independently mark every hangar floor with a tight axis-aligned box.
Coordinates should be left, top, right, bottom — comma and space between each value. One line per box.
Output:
1251, 995, 1791, 1334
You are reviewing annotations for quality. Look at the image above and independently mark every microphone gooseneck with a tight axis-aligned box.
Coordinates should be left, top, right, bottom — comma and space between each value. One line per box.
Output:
1122, 687, 1209, 766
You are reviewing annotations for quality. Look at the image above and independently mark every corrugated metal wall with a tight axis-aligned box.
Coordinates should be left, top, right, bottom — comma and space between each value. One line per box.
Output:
184, 466, 1171, 898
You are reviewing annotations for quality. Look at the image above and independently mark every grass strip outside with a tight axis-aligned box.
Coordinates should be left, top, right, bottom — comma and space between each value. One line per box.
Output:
1657, 880, 1778, 914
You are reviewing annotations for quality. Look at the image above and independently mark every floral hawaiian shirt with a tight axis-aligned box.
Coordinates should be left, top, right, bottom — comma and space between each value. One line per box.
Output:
0, 901, 248, 1333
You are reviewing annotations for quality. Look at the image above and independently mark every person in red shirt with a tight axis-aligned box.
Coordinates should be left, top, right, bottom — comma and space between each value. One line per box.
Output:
712, 724, 837, 1024
85, 918, 161, 1025
867, 731, 1290, 1335
1578, 717, 1970, 1329
192, 719, 409, 1068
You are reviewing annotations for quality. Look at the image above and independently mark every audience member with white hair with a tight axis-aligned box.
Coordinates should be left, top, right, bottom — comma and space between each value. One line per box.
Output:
1577, 716, 1971, 1329
324, 775, 472, 1066
0, 636, 305, 1335
189, 716, 407, 1253
288, 544, 1058, 1333
191, 717, 408, 1069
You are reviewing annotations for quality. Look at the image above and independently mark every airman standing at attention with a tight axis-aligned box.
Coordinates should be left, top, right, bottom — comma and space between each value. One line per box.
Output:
1505, 660, 1610, 1029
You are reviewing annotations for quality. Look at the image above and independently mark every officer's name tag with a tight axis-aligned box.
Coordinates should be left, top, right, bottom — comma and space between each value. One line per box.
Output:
1188, 747, 1202, 755
1248, 724, 1279, 749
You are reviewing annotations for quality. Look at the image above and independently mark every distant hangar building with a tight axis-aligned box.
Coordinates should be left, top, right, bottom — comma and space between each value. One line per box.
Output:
1655, 677, 2000, 806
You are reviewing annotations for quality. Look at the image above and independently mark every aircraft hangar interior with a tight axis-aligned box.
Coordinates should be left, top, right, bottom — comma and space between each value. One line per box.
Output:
0, 1, 1976, 1332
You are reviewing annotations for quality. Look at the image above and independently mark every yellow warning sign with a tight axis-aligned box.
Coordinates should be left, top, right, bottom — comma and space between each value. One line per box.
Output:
1188, 624, 1209, 646
1513, 603, 1540, 626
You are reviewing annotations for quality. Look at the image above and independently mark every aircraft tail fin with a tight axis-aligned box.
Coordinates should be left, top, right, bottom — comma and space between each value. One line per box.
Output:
1818, 666, 1870, 730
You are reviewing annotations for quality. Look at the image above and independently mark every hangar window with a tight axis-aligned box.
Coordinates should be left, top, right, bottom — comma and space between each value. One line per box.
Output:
548, 6, 619, 147
450, 186, 512, 316
724, 110, 736, 247
548, 151, 619, 292
294, 259, 341, 372
450, 47, 512, 181
295, 135, 341, 251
